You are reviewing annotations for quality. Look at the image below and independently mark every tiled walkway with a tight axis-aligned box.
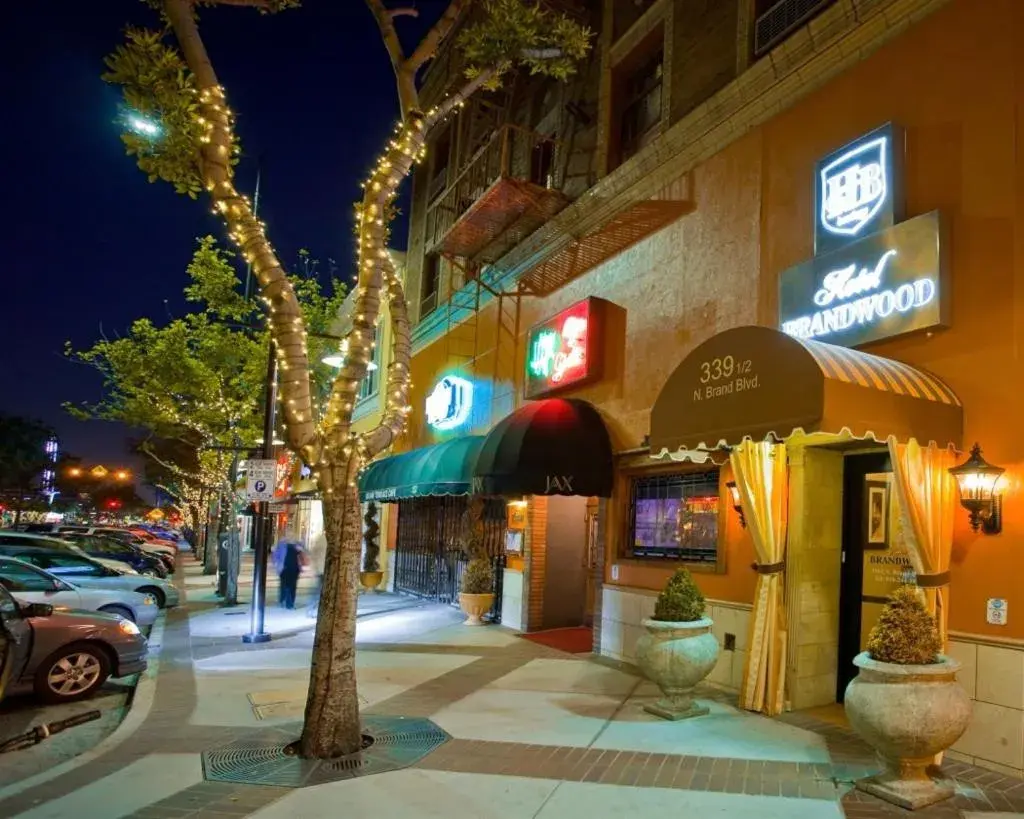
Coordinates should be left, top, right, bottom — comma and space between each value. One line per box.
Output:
0, 558, 1021, 818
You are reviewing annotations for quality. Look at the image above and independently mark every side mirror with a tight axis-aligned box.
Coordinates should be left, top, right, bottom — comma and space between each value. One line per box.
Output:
22, 602, 54, 618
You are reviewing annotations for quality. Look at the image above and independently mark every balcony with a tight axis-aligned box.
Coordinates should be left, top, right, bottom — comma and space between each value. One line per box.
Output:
424, 124, 570, 265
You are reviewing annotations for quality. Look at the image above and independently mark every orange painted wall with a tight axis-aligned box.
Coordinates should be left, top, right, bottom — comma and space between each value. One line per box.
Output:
406, 0, 1024, 633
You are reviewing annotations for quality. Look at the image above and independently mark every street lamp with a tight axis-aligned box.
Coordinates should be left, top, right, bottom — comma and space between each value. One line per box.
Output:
126, 112, 161, 138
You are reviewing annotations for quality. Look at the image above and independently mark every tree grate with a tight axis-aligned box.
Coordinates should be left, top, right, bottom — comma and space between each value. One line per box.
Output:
201, 716, 450, 788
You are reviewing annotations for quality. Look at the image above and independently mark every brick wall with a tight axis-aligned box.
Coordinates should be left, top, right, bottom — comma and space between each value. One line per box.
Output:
669, 0, 740, 125
524, 496, 549, 631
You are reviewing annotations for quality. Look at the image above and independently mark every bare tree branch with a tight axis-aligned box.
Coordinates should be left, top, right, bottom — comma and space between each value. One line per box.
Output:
364, 0, 407, 72
407, 0, 471, 72
206, 0, 272, 7
428, 66, 497, 125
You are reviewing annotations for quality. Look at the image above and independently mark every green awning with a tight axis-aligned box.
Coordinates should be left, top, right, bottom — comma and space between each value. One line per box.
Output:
358, 436, 485, 502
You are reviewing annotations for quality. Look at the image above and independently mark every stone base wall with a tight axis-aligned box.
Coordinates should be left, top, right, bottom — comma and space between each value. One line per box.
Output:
946, 635, 1024, 778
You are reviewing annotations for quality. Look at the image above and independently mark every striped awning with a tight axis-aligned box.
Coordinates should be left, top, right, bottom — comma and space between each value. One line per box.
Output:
649, 325, 962, 455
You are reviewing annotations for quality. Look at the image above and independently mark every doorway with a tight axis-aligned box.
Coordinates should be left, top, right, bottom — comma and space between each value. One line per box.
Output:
542, 495, 588, 629
837, 450, 905, 700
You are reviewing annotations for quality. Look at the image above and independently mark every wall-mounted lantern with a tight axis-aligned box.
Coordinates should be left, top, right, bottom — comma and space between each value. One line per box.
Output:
725, 480, 747, 528
948, 443, 1004, 535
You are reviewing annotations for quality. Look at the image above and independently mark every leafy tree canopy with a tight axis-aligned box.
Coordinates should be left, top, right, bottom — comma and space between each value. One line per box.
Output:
65, 236, 345, 453
0, 415, 55, 499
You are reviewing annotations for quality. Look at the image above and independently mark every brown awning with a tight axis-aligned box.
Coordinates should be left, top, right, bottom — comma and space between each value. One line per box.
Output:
650, 326, 962, 455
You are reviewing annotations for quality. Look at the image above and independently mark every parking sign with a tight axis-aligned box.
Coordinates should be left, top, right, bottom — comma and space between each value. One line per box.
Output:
246, 459, 277, 502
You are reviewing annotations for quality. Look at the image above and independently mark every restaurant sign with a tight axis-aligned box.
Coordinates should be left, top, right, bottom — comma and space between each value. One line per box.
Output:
525, 298, 606, 399
815, 122, 903, 255
779, 210, 948, 348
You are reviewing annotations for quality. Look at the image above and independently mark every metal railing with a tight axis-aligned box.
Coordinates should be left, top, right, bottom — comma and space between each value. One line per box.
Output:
424, 124, 560, 253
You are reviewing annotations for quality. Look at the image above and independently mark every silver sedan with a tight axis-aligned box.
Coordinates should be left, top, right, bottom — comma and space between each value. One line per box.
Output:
0, 557, 158, 626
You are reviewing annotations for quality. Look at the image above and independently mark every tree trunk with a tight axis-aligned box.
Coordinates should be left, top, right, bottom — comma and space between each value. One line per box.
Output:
298, 455, 363, 758
204, 495, 219, 575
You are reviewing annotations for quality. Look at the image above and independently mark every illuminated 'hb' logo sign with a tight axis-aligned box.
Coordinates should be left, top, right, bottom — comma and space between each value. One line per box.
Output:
820, 137, 888, 238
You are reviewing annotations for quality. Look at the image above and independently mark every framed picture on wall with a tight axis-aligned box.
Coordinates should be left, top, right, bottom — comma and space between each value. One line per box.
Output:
505, 530, 524, 553
865, 482, 889, 546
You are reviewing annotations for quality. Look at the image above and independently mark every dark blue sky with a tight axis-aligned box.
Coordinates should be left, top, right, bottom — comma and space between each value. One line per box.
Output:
1, 0, 439, 468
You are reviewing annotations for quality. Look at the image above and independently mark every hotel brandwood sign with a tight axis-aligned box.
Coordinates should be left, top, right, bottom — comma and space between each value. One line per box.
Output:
780, 124, 948, 348
780, 211, 949, 347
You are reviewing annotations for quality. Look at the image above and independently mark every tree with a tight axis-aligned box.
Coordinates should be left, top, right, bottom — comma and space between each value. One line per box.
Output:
67, 236, 343, 586
104, 0, 590, 758
0, 415, 56, 524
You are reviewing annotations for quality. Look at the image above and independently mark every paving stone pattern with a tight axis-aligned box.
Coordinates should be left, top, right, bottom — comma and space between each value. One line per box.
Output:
0, 557, 1022, 818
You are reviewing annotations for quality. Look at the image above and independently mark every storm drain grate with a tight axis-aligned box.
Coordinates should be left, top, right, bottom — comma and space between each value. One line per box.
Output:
201, 716, 450, 788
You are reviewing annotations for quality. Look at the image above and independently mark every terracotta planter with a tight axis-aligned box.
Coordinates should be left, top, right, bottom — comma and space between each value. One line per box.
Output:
635, 617, 719, 720
844, 652, 972, 810
459, 592, 494, 626
359, 570, 383, 592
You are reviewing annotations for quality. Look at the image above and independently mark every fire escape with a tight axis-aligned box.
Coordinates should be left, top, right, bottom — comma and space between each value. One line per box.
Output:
424, 83, 578, 423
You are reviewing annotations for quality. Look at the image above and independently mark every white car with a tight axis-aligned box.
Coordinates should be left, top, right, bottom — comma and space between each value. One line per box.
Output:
0, 545, 181, 609
0, 556, 159, 626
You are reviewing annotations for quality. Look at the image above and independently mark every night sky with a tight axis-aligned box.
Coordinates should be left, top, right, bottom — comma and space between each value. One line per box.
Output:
1, 0, 440, 470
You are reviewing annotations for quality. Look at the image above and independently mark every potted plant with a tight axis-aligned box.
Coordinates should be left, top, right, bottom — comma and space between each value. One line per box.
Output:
459, 557, 495, 626
458, 498, 494, 625
635, 568, 719, 720
359, 501, 383, 591
844, 585, 972, 811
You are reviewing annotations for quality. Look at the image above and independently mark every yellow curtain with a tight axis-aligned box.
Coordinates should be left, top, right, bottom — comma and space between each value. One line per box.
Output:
886, 437, 958, 647
731, 440, 789, 716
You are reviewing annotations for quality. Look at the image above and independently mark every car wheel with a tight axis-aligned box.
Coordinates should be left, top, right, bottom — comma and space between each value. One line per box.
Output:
137, 586, 166, 608
99, 604, 136, 622
34, 642, 111, 703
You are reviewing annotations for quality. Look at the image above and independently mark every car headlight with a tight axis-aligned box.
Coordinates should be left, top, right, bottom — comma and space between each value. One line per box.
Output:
118, 619, 141, 635
142, 595, 156, 605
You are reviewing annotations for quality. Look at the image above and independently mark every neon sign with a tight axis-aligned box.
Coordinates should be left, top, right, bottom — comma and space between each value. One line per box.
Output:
525, 298, 605, 399
426, 375, 473, 431
815, 123, 902, 255
779, 211, 947, 347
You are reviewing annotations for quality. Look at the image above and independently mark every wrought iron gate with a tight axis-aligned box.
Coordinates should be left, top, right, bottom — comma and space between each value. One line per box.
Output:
394, 496, 507, 622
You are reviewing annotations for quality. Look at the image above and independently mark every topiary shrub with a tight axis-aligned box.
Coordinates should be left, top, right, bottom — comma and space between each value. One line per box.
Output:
461, 557, 494, 595
653, 568, 706, 622
867, 585, 942, 665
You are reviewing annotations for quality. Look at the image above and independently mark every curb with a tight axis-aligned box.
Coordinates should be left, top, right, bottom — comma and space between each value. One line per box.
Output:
0, 609, 168, 801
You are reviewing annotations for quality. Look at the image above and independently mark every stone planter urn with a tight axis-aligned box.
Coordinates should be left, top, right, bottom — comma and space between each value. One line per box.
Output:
635, 617, 720, 720
359, 570, 383, 592
844, 652, 972, 810
458, 592, 494, 626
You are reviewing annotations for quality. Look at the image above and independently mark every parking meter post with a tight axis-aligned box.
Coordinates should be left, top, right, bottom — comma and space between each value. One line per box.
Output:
244, 340, 276, 644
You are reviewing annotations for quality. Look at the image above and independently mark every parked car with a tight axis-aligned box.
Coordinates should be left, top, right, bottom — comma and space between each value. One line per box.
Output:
0, 531, 139, 575
0, 581, 147, 703
18, 525, 176, 569
55, 532, 168, 578
0, 545, 180, 609
0, 557, 158, 626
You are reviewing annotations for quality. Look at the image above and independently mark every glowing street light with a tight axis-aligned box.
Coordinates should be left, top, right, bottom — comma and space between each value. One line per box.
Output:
67, 467, 83, 478
127, 113, 161, 138
114, 470, 131, 481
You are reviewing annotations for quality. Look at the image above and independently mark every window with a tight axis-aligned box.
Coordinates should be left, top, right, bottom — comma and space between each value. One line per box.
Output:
421, 254, 441, 317
357, 328, 380, 402
27, 552, 105, 577
0, 559, 59, 592
530, 137, 555, 189
626, 470, 720, 563
619, 48, 663, 163
427, 127, 452, 203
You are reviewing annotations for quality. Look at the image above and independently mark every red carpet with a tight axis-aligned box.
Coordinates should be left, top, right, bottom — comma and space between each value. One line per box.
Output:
521, 626, 594, 654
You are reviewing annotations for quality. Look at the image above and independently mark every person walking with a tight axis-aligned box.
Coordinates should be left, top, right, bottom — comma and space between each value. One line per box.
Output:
271, 538, 308, 609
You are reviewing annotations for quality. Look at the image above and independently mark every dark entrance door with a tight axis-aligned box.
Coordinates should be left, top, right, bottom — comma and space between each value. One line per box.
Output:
837, 450, 893, 701
393, 497, 507, 622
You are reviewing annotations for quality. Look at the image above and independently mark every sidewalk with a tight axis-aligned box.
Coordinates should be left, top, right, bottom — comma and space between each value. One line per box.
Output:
0, 556, 1020, 818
